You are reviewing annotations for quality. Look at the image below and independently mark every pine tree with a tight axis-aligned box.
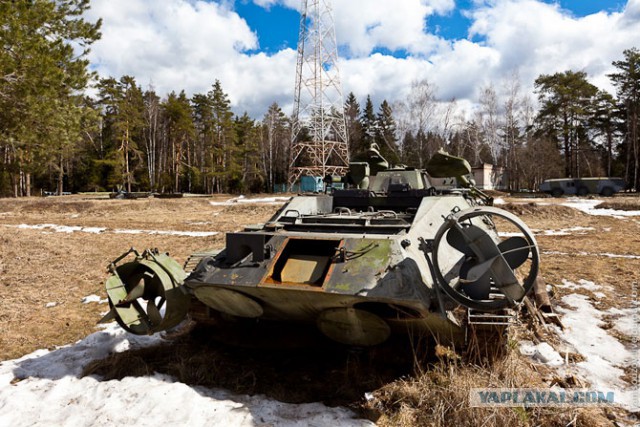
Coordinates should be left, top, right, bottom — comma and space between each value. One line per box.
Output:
116, 76, 145, 192
608, 47, 640, 190
208, 80, 236, 193
400, 131, 419, 168
143, 87, 161, 190
0, 0, 101, 196
375, 100, 400, 165
361, 95, 377, 151
163, 91, 194, 192
590, 90, 621, 177
235, 113, 262, 192
534, 71, 599, 178
191, 92, 215, 192
261, 102, 289, 191
344, 92, 363, 156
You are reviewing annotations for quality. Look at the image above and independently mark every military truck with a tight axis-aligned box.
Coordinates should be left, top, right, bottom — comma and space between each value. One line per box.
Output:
101, 146, 539, 347
539, 177, 625, 197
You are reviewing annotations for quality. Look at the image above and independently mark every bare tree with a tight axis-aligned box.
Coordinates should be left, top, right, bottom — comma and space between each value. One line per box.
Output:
393, 79, 439, 167
478, 83, 502, 164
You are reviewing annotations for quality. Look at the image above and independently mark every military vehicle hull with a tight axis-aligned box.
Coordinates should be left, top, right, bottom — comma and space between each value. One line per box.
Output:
102, 150, 539, 347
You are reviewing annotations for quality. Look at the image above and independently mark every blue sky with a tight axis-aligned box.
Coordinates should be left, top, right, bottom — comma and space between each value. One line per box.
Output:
84, 0, 640, 118
235, 2, 299, 53
236, 0, 628, 52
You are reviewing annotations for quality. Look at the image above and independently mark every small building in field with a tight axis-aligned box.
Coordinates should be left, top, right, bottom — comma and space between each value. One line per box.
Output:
472, 164, 507, 191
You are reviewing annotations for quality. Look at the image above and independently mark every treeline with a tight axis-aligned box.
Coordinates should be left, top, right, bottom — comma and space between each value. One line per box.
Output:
1, 1, 639, 196
347, 49, 640, 192
86, 77, 279, 194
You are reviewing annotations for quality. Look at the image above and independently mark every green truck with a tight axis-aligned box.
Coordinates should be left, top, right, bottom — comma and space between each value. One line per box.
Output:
539, 177, 626, 197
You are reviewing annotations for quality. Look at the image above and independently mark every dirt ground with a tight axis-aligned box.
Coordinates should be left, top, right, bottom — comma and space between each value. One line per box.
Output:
0, 193, 638, 424
0, 195, 280, 360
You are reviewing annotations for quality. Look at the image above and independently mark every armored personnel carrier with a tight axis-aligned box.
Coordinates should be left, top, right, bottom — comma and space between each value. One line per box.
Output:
101, 146, 539, 346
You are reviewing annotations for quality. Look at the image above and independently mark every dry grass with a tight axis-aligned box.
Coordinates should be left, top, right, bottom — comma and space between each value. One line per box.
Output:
597, 200, 640, 211
0, 195, 279, 360
1, 193, 639, 425
366, 350, 612, 426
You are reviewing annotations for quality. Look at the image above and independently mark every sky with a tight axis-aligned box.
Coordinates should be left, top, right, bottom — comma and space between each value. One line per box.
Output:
83, 0, 640, 118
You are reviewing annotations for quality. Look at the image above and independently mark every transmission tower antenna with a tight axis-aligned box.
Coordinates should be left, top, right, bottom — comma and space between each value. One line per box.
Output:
288, 0, 349, 189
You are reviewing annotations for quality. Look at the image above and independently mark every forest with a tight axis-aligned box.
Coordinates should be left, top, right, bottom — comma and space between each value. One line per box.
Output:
1, 0, 639, 196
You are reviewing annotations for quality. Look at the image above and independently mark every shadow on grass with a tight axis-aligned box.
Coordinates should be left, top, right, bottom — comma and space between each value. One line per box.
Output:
81, 321, 430, 411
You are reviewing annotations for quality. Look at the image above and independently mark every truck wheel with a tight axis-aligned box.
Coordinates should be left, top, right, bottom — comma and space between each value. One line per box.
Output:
577, 187, 589, 196
551, 188, 563, 197
601, 187, 614, 197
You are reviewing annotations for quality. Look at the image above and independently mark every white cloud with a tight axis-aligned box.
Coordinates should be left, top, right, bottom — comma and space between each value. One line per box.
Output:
465, 0, 639, 97
254, 0, 455, 56
333, 0, 454, 56
85, 0, 293, 116
83, 0, 640, 120
341, 54, 432, 100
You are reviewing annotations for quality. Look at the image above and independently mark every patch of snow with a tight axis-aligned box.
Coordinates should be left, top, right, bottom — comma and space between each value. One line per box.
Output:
604, 307, 639, 338
543, 251, 640, 260
82, 227, 107, 234
113, 228, 143, 234
209, 196, 291, 207
555, 293, 638, 410
540, 226, 594, 236
593, 292, 607, 299
562, 198, 640, 218
17, 223, 82, 233
519, 341, 564, 366
493, 198, 505, 205
0, 324, 372, 426
499, 226, 594, 237
81, 295, 108, 304
597, 252, 640, 260
559, 279, 602, 292
6, 224, 217, 238
497, 231, 525, 237
133, 230, 219, 237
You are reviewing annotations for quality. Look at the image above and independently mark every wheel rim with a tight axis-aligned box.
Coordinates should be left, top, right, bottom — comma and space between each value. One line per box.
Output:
432, 207, 539, 311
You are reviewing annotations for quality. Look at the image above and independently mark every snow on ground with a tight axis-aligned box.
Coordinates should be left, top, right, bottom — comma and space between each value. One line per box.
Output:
498, 226, 595, 238
113, 228, 218, 237
519, 278, 639, 411
5, 224, 218, 237
542, 251, 640, 260
519, 280, 640, 411
519, 341, 564, 366
562, 198, 640, 218
553, 293, 638, 410
0, 323, 372, 427
209, 195, 291, 207
540, 226, 594, 236
605, 307, 639, 337
81, 294, 108, 304
559, 279, 607, 292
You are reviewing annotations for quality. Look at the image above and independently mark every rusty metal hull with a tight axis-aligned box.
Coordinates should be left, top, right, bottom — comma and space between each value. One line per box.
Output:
102, 161, 539, 346
180, 194, 479, 345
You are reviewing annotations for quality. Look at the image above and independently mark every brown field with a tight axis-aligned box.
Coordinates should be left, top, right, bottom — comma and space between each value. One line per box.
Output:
0, 195, 280, 360
1, 193, 638, 426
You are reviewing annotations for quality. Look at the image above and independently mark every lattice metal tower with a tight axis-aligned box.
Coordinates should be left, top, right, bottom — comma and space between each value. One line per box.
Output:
288, 0, 349, 188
